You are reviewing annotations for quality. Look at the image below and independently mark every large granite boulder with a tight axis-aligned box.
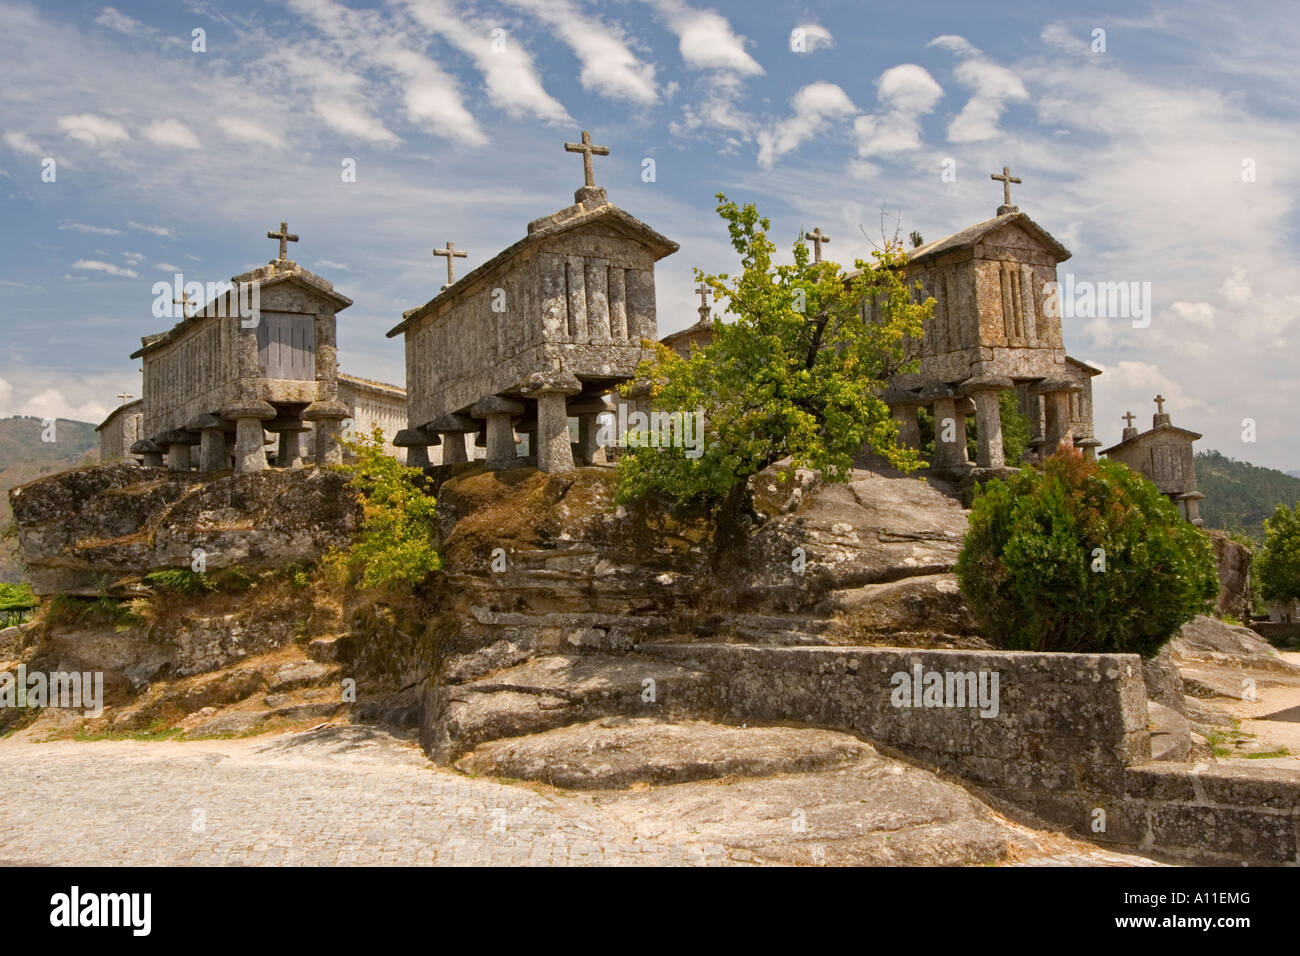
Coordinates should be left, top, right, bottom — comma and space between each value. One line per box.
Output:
1206, 530, 1253, 621
10, 465, 360, 595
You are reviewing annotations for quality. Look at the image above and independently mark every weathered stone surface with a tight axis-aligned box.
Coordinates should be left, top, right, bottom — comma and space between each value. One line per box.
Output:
1206, 530, 1253, 621
1170, 614, 1298, 674
455, 717, 872, 789
1146, 701, 1191, 762
9, 466, 359, 595
1142, 644, 1186, 715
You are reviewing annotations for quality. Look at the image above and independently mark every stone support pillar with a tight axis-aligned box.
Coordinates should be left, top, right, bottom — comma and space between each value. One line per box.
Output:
881, 389, 923, 450
159, 429, 199, 472
302, 400, 351, 467
567, 394, 611, 466
393, 427, 438, 469
1036, 380, 1081, 456
187, 415, 229, 472
131, 438, 165, 468
424, 413, 478, 466
519, 369, 582, 474
221, 401, 276, 474
471, 396, 526, 469
923, 385, 967, 469
961, 375, 1013, 470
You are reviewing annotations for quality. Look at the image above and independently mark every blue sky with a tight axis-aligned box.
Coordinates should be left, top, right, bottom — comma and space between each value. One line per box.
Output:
2, 0, 1298, 468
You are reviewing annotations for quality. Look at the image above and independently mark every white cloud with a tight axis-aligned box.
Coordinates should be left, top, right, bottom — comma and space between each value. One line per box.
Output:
757, 82, 857, 169
652, 0, 763, 75
216, 116, 284, 149
400, 0, 572, 124
2, 130, 44, 156
72, 259, 139, 278
792, 23, 833, 54
57, 113, 129, 146
94, 6, 153, 39
503, 0, 658, 104
154, 262, 183, 272
1168, 300, 1216, 328
128, 221, 174, 238
59, 222, 123, 236
18, 387, 108, 425
927, 35, 1027, 142
315, 259, 352, 271
1218, 267, 1252, 304
143, 119, 201, 150
854, 64, 943, 158
284, 0, 489, 143
122, 251, 145, 266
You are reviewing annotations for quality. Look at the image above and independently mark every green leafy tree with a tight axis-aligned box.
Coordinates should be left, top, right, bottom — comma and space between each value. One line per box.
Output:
1256, 502, 1300, 602
615, 194, 930, 509
955, 450, 1218, 657
327, 429, 442, 589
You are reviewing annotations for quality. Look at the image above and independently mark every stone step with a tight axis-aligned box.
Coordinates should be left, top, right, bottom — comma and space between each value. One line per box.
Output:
423, 653, 718, 763
454, 716, 873, 789
1147, 701, 1192, 762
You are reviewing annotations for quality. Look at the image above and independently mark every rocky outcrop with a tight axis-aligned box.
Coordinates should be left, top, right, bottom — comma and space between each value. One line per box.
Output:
9, 465, 359, 595
1206, 530, 1253, 622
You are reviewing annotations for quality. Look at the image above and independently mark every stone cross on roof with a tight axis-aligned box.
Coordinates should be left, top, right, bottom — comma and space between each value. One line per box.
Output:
564, 130, 609, 188
173, 289, 193, 317
116, 392, 133, 404
1154, 394, 1166, 414
433, 241, 468, 290
805, 228, 831, 263
990, 165, 1021, 214
695, 282, 710, 321
1122, 411, 1136, 428
267, 220, 299, 261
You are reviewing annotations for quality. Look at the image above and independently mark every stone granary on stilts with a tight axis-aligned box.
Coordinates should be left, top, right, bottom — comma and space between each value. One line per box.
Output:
387, 130, 679, 473
1101, 396, 1206, 525
129, 223, 353, 474
876, 167, 1100, 474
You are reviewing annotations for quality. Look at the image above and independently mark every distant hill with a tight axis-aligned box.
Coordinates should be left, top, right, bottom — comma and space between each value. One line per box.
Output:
1196, 449, 1300, 542
0, 416, 99, 582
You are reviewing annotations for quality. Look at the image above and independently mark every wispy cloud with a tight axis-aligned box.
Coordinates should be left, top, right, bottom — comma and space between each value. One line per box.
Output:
792, 23, 833, 54
72, 259, 139, 278
143, 119, 201, 150
59, 222, 124, 236
927, 35, 1027, 142
757, 82, 857, 169
127, 221, 174, 238
854, 64, 944, 159
2, 130, 44, 156
57, 113, 129, 146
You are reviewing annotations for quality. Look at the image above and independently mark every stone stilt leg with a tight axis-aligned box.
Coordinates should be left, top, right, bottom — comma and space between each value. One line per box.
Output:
166, 443, 191, 471
576, 415, 601, 465
313, 420, 343, 466
892, 405, 921, 448
141, 450, 164, 468
199, 428, 228, 472
233, 418, 268, 473
278, 428, 304, 469
1042, 390, 1075, 454
970, 389, 1005, 469
406, 444, 431, 468
471, 396, 526, 470
534, 391, 574, 473
930, 396, 966, 469
442, 432, 468, 464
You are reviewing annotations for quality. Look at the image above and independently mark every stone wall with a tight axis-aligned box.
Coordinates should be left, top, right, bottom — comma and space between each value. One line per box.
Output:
96, 401, 142, 464
638, 642, 1299, 864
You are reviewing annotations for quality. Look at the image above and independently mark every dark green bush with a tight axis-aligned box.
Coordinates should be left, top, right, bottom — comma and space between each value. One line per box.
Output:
955, 450, 1218, 657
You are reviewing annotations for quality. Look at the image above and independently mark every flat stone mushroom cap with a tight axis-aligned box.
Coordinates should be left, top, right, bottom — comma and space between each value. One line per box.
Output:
1033, 378, 1083, 395
130, 438, 163, 454
423, 412, 479, 434
517, 369, 582, 398
185, 413, 226, 431
953, 397, 976, 415
393, 427, 436, 447
515, 417, 538, 434
470, 395, 526, 418
566, 394, 612, 416
158, 428, 200, 445
220, 400, 277, 421
919, 383, 959, 400
301, 400, 351, 422
880, 388, 924, 407
263, 417, 311, 433
959, 375, 1014, 395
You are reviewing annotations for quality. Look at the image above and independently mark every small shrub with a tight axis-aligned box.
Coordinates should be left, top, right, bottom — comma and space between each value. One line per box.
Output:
325, 429, 441, 589
143, 569, 214, 596
1256, 502, 1300, 603
955, 450, 1218, 657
